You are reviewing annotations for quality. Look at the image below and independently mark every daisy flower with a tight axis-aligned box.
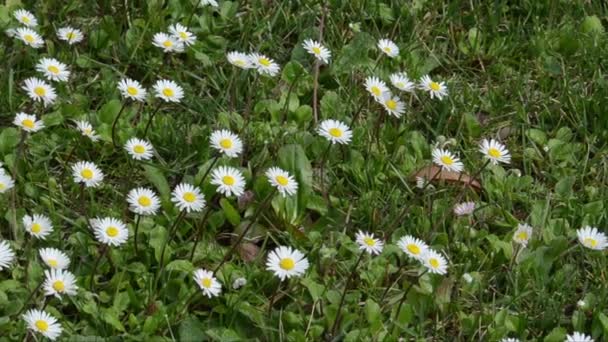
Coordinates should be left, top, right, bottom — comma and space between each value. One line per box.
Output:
318, 119, 352, 145
74, 120, 99, 141
377, 38, 399, 58
415, 176, 435, 190
432, 148, 464, 173
397, 235, 429, 261
169, 23, 196, 46
153, 79, 184, 103
15, 27, 44, 48
355, 231, 384, 255
227, 51, 253, 69
171, 183, 206, 213
453, 202, 476, 216
249, 53, 280, 76
23, 214, 53, 240
57, 26, 84, 44
422, 250, 448, 275
39, 248, 70, 269
419, 75, 448, 100
93, 217, 129, 247
13, 112, 44, 132
302, 39, 331, 64
513, 223, 533, 247
23, 309, 62, 341
500, 339, 520, 342
193, 268, 222, 298
479, 138, 511, 165
0, 241, 15, 271
36, 58, 70, 82
577, 226, 607, 251
266, 246, 309, 281
124, 138, 154, 161
266, 167, 298, 197
211, 166, 246, 197
72, 161, 104, 187
232, 277, 247, 290
0, 173, 15, 193
198, 0, 219, 6
127, 187, 161, 216
43, 269, 78, 299
152, 32, 184, 53
118, 78, 147, 102
22, 77, 57, 106
380, 92, 406, 118
566, 332, 594, 342
364, 76, 389, 99
14, 9, 37, 27
210, 129, 243, 157
389, 72, 415, 92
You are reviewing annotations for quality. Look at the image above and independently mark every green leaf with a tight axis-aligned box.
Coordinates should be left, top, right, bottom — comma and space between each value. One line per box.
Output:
166, 260, 194, 273
0, 127, 19, 155
543, 327, 566, 342
98, 99, 122, 125
320, 91, 341, 119
276, 144, 313, 225
555, 176, 575, 197
178, 316, 207, 341
143, 165, 171, 199
281, 61, 307, 85
365, 299, 381, 331
102, 308, 125, 332
220, 198, 240, 226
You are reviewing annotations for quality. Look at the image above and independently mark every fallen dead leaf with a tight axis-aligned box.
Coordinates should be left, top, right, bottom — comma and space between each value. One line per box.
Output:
411, 165, 481, 191
238, 242, 260, 263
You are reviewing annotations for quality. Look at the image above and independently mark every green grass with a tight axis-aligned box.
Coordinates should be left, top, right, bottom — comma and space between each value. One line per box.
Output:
1, 0, 608, 341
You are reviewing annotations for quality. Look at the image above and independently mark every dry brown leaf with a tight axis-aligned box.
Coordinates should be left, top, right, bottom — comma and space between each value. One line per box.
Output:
411, 165, 481, 191
238, 242, 260, 263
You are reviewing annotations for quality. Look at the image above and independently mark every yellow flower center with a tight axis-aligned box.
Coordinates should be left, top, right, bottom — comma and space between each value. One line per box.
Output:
328, 128, 342, 138
516, 232, 528, 241
312, 47, 321, 55
52, 280, 65, 292
106, 226, 119, 237
81, 169, 93, 180
22, 16, 30, 24
407, 244, 421, 255
383, 47, 391, 53
84, 128, 92, 134
47, 65, 60, 74
179, 32, 188, 39
48, 259, 58, 267
0, 183, 5, 190
163, 40, 173, 48
138, 196, 151, 207
259, 57, 271, 67
162, 88, 174, 97
275, 175, 289, 186
396, 82, 404, 88
584, 238, 598, 248
201, 277, 212, 288
235, 60, 245, 66
133, 145, 146, 154
127, 86, 138, 95
183, 192, 196, 203
488, 148, 501, 158
429, 258, 440, 268
31, 223, 42, 234
67, 32, 76, 40
35, 320, 48, 332
363, 237, 376, 246
279, 257, 295, 271
440, 155, 454, 166
24, 34, 34, 43
430, 82, 441, 91
22, 119, 35, 129
219, 138, 232, 149
34, 86, 46, 96
222, 175, 235, 186
371, 86, 381, 97
385, 99, 397, 110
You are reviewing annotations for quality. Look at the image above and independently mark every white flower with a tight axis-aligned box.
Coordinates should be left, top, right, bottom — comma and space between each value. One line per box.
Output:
249, 53, 280, 76
565, 332, 594, 342
377, 38, 399, 58
43, 269, 78, 299
318, 119, 352, 145
266, 167, 298, 197
169, 23, 196, 46
72, 161, 104, 187
153, 79, 184, 103
232, 277, 247, 290
198, 0, 219, 6
355, 231, 384, 255
0, 241, 15, 271
397, 235, 429, 261
364, 76, 389, 100
193, 268, 222, 298
422, 249, 448, 275
577, 226, 607, 251
5, 28, 17, 38
23, 214, 53, 239
14, 112, 44, 132
15, 27, 44, 48
380, 92, 406, 118
302, 39, 331, 64
513, 223, 533, 247
210, 129, 243, 157
453, 202, 476, 216
36, 58, 70, 82
432, 148, 464, 173
127, 187, 161, 216
415, 176, 434, 190
462, 273, 474, 284
479, 138, 511, 165
211, 166, 246, 197
39, 248, 70, 269
227, 51, 253, 69
500, 339, 520, 342
171, 183, 206, 213
577, 300, 587, 309
389, 72, 415, 92
419, 75, 448, 100
125, 138, 154, 161
74, 120, 99, 141
118, 78, 147, 102
14, 9, 37, 27
266, 246, 309, 281
22, 77, 57, 106
0, 173, 15, 193
57, 26, 84, 44
152, 32, 184, 53
93, 217, 129, 247
23, 309, 62, 341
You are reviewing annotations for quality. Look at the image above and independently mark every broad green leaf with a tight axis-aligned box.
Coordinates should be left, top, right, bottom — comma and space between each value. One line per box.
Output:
220, 198, 240, 226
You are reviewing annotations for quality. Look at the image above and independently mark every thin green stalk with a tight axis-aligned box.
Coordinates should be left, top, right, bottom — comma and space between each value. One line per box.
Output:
111, 101, 128, 148
329, 250, 366, 337
89, 245, 108, 291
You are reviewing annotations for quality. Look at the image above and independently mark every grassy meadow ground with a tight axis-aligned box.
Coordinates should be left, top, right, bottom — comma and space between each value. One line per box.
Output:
1, 0, 608, 341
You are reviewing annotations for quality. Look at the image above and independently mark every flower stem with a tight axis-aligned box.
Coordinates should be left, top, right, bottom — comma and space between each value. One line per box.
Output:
196, 155, 219, 188
133, 215, 142, 256
189, 205, 214, 261
394, 269, 428, 320
142, 103, 164, 139
318, 141, 333, 201
89, 244, 108, 291
11, 130, 27, 239
329, 250, 366, 337
267, 280, 283, 316
379, 262, 407, 302
17, 277, 44, 316
153, 210, 187, 297
111, 101, 128, 148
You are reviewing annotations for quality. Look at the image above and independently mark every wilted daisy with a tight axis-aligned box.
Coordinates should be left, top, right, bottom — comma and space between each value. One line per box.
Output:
14, 112, 44, 132
43, 269, 78, 299
93, 217, 129, 247
364, 76, 389, 99
14, 9, 37, 27
57, 26, 84, 44
453, 202, 476, 216
355, 231, 384, 255
36, 58, 70, 82
513, 223, 533, 247
15, 27, 44, 48
127, 187, 161, 216
302, 39, 331, 64
389, 72, 415, 93
500, 338, 520, 342
566, 332, 594, 342
23, 309, 62, 341
72, 161, 104, 187
415, 176, 435, 190
250, 53, 280, 76
266, 167, 298, 197
422, 250, 448, 275
432, 148, 464, 173
125, 138, 154, 161
74, 120, 99, 141
318, 119, 352, 145
0, 241, 15, 271
211, 166, 246, 197
377, 38, 399, 58
118, 78, 147, 102
0, 173, 15, 193
227, 51, 253, 69
5, 28, 17, 38
380, 92, 406, 118
479, 138, 511, 165
577, 226, 607, 251
153, 79, 184, 102
152, 32, 184, 53
23, 214, 53, 239
198, 0, 219, 6
232, 277, 247, 290
193, 268, 222, 298
169, 23, 196, 46
210, 129, 243, 157
397, 235, 429, 261
419, 75, 448, 100
22, 77, 57, 106
266, 246, 309, 281
171, 183, 206, 213
39, 248, 70, 269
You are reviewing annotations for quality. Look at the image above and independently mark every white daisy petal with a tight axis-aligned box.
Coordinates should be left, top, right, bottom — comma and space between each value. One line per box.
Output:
23, 309, 63, 341
377, 38, 399, 58
14, 112, 44, 133
479, 138, 511, 165
249, 53, 280, 77
302, 39, 331, 64
432, 148, 464, 173
193, 268, 222, 297
57, 26, 84, 44
0, 241, 15, 271
125, 138, 154, 161
39, 248, 70, 269
355, 231, 384, 255
266, 246, 309, 281
23, 214, 53, 240
397, 235, 429, 261
22, 77, 57, 106
171, 183, 206, 213
577, 226, 607, 251
35, 58, 70, 82
153, 79, 184, 103
152, 32, 185, 53
93, 217, 129, 247
127, 187, 161, 216
211, 166, 246, 197
210, 129, 243, 157
419, 75, 448, 100
118, 78, 147, 102
43, 269, 78, 299
72, 161, 104, 187
318, 119, 352, 145
265, 167, 298, 197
